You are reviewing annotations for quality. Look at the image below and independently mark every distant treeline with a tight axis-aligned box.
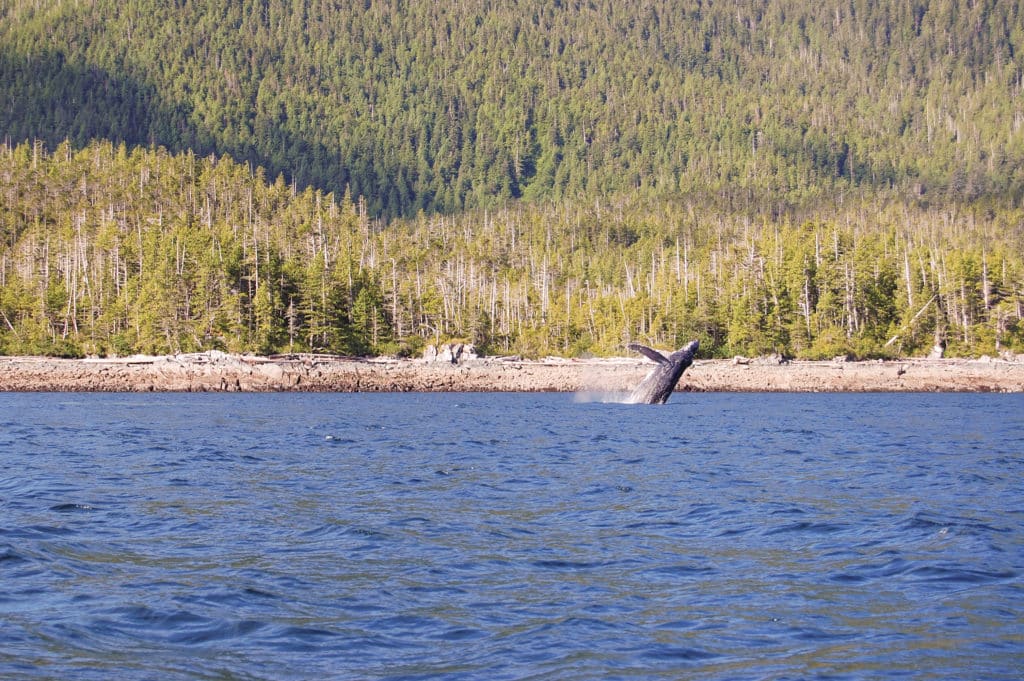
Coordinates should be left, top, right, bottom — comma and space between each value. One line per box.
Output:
1, 0, 1021, 217
2, 141, 1021, 359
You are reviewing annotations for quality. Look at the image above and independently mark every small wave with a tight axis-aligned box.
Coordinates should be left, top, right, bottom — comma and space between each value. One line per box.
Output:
298, 523, 350, 540
434, 626, 487, 641
791, 626, 859, 642
904, 564, 1017, 584
623, 520, 683, 530
763, 521, 849, 536
768, 505, 808, 516
645, 564, 714, 577
344, 526, 391, 542
267, 624, 341, 651
389, 516, 432, 527
7, 524, 76, 538
831, 557, 1017, 586
49, 503, 96, 513
654, 619, 701, 631
580, 483, 635, 496
187, 587, 280, 609
93, 605, 216, 642
0, 545, 30, 565
168, 618, 267, 646
644, 644, 719, 662
531, 559, 605, 570
716, 525, 754, 537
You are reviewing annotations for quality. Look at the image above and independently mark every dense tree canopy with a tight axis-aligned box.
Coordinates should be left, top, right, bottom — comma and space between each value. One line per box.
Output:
1, 141, 1021, 359
2, 0, 1022, 217
1, 2, 1022, 358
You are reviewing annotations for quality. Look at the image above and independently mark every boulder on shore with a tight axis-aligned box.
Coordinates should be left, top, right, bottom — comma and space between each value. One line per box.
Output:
422, 343, 478, 364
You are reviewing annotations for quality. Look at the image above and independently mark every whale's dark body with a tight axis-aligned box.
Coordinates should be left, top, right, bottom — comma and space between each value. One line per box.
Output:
626, 340, 699, 404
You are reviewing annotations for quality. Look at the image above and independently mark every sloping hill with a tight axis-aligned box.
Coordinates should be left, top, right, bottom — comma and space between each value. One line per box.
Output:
2, 0, 1021, 216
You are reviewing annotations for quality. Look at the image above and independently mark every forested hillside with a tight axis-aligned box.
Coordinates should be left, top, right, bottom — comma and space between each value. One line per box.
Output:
2, 0, 1022, 216
1, 1, 1022, 359
1, 142, 1021, 359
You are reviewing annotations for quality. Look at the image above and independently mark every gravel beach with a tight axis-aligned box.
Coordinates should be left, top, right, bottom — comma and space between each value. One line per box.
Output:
1, 353, 1021, 393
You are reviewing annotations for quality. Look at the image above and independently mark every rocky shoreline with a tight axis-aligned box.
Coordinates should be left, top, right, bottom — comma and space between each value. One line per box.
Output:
1, 352, 1022, 393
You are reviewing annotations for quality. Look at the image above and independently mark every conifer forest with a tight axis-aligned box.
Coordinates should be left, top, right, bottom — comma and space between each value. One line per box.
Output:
1, 0, 1022, 358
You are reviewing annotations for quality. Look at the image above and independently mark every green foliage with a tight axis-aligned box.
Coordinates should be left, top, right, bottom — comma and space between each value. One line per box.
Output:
350, 274, 393, 356
1, 141, 1021, 359
1, 0, 1022, 359
1, 0, 1021, 218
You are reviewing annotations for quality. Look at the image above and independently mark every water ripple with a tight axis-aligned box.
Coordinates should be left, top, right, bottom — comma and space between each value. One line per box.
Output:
1, 392, 1021, 680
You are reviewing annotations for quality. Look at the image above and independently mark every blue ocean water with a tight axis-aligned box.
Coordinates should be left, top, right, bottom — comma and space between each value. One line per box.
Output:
0, 392, 1021, 680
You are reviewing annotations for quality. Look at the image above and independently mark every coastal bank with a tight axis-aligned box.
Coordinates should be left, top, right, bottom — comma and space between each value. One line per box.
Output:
1, 352, 1022, 393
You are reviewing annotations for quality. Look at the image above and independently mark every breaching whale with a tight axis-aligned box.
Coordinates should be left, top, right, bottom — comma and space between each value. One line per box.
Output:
626, 340, 699, 404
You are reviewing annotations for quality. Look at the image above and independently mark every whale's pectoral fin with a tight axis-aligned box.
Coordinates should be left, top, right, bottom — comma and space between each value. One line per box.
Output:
627, 343, 670, 365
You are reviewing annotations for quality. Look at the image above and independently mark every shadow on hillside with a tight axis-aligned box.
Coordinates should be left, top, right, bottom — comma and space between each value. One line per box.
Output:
0, 45, 403, 215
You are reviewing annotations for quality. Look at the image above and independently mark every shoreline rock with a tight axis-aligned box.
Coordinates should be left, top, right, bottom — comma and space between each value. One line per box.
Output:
0, 353, 1022, 393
